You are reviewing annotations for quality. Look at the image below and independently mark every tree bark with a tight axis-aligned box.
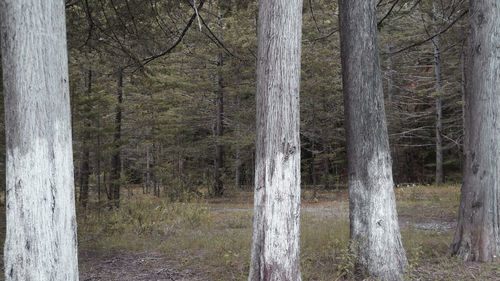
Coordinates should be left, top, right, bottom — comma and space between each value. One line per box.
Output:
338, 1, 408, 280
248, 0, 303, 280
0, 0, 79, 279
110, 68, 123, 208
451, 0, 500, 262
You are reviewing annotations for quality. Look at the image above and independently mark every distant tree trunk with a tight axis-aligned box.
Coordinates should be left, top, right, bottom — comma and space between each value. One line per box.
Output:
146, 145, 151, 194
96, 115, 102, 203
460, 48, 466, 171
460, 47, 466, 139
432, 32, 444, 186
235, 94, 242, 189
386, 43, 399, 182
311, 96, 317, 199
338, 1, 408, 280
80, 69, 92, 208
235, 156, 241, 188
248, 0, 303, 280
322, 146, 330, 190
386, 44, 393, 104
0, 0, 79, 279
214, 10, 224, 196
451, 0, 500, 262
110, 68, 123, 208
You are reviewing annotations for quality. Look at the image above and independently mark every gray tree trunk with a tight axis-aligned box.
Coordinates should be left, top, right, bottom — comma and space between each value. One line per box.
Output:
0, 0, 79, 279
248, 0, 303, 280
338, 1, 408, 280
451, 0, 500, 262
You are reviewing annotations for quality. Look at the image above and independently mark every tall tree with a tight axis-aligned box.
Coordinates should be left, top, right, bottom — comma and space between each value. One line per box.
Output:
338, 0, 408, 280
451, 0, 500, 262
432, 3, 444, 185
248, 0, 303, 280
110, 68, 124, 208
0, 0, 79, 279
214, 9, 225, 196
79, 69, 92, 207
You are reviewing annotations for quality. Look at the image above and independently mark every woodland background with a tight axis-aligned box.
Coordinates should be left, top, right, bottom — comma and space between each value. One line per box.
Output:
0, 0, 467, 204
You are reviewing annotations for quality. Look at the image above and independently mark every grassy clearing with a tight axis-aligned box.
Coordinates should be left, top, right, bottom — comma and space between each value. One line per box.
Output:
1, 185, 499, 280
75, 184, 499, 280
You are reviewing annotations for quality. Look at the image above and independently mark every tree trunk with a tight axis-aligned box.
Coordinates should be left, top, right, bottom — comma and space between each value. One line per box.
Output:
386, 43, 399, 183
80, 69, 92, 208
322, 152, 330, 190
96, 116, 102, 203
338, 1, 408, 280
0, 0, 79, 279
460, 48, 466, 173
451, 0, 500, 262
214, 10, 224, 196
235, 94, 242, 189
110, 68, 123, 208
146, 145, 151, 194
432, 30, 444, 185
248, 0, 303, 280
311, 96, 317, 199
386, 44, 393, 104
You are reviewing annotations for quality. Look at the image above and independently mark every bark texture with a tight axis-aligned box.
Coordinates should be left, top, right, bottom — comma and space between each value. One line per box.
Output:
0, 0, 79, 279
451, 0, 500, 262
338, 0, 408, 280
248, 0, 303, 280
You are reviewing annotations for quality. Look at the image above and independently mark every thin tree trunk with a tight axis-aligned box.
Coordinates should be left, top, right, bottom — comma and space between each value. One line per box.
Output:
311, 96, 317, 199
1, 0, 79, 279
386, 43, 399, 183
146, 145, 151, 194
96, 115, 102, 203
386, 43, 393, 104
322, 140, 330, 190
80, 69, 92, 208
432, 28, 444, 185
338, 1, 408, 280
248, 0, 303, 280
459, 48, 466, 172
451, 0, 500, 262
110, 68, 123, 208
235, 94, 242, 189
214, 10, 224, 196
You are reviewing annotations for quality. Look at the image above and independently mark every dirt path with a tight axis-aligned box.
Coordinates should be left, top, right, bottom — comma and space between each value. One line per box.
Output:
79, 251, 203, 281
211, 204, 457, 232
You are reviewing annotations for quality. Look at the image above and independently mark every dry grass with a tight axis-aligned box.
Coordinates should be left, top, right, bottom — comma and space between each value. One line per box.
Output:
0, 185, 499, 280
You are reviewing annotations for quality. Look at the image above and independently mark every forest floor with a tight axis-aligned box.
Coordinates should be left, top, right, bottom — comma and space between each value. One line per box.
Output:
1, 185, 500, 280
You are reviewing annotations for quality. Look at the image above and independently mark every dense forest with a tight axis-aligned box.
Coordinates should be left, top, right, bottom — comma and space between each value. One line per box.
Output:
1, 0, 499, 280
21, 0, 468, 204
